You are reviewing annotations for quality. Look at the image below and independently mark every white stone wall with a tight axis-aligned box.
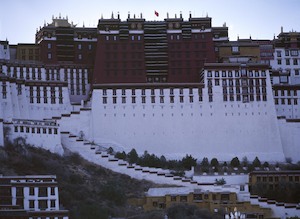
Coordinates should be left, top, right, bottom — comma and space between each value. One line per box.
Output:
0, 120, 3, 146
278, 118, 300, 162
5, 120, 64, 155
270, 48, 300, 85
273, 89, 300, 119
0, 42, 10, 60
90, 68, 285, 162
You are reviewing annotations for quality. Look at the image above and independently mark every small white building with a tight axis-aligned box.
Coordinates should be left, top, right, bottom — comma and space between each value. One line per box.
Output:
0, 175, 69, 219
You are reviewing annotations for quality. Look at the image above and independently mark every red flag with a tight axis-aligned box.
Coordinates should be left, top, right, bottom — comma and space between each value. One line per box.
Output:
155, 11, 159, 17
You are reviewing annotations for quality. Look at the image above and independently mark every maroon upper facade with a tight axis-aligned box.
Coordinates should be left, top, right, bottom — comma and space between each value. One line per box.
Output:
35, 14, 228, 85
36, 16, 97, 66
93, 13, 228, 84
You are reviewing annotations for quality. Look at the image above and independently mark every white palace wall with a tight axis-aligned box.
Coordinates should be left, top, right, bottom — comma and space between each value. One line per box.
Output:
278, 118, 300, 162
5, 119, 64, 155
0, 119, 3, 146
91, 67, 286, 161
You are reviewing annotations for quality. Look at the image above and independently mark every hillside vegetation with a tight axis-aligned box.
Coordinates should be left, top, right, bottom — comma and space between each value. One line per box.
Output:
0, 140, 157, 219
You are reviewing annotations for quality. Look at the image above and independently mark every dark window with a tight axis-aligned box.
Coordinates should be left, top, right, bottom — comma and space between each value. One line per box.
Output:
193, 194, 202, 201
39, 200, 48, 210
38, 187, 47, 197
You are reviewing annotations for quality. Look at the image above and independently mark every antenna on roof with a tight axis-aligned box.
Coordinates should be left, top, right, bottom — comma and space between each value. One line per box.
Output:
59, 13, 61, 19
189, 11, 192, 19
140, 13, 142, 18
117, 12, 120, 19
111, 12, 114, 19
101, 14, 103, 19
180, 11, 182, 19
128, 11, 130, 19
167, 12, 169, 19
175, 13, 177, 19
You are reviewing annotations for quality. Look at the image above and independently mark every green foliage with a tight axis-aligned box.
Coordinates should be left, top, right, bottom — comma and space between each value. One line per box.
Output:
0, 144, 155, 218
115, 151, 127, 160
128, 148, 139, 164
167, 203, 223, 219
263, 161, 269, 168
215, 178, 226, 185
252, 156, 261, 167
201, 157, 209, 167
210, 158, 219, 167
100, 181, 126, 206
181, 154, 197, 170
230, 157, 240, 168
242, 156, 248, 167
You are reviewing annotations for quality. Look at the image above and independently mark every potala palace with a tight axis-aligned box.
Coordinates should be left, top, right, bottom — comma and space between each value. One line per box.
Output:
0, 14, 299, 162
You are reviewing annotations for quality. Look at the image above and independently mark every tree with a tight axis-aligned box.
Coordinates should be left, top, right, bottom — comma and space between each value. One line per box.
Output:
210, 158, 219, 168
215, 178, 226, 185
201, 157, 209, 167
115, 151, 126, 160
200, 157, 209, 173
242, 156, 248, 167
181, 154, 197, 170
252, 156, 261, 168
263, 161, 269, 168
230, 157, 240, 168
127, 148, 138, 164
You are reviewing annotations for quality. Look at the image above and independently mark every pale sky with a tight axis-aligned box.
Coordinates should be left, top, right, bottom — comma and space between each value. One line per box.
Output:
0, 0, 300, 44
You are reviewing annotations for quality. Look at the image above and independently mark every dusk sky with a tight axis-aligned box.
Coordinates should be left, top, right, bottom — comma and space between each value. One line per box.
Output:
0, 0, 300, 44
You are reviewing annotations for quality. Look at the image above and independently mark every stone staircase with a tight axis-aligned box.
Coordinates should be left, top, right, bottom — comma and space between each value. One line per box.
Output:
249, 195, 300, 218
60, 132, 210, 187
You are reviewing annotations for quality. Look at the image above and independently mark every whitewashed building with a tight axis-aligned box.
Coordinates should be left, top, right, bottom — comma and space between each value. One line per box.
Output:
0, 175, 69, 219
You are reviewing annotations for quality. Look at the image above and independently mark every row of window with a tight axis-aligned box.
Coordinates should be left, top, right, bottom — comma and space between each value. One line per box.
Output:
207, 70, 266, 78
221, 87, 267, 95
274, 90, 298, 96
103, 95, 202, 104
48, 43, 93, 50
208, 78, 267, 86
274, 98, 298, 105
14, 126, 58, 134
276, 50, 299, 57
256, 175, 300, 182
277, 58, 299, 66
103, 88, 202, 96
102, 112, 268, 118
29, 199, 56, 210
29, 86, 63, 104
223, 94, 267, 102
105, 35, 142, 41
48, 53, 84, 60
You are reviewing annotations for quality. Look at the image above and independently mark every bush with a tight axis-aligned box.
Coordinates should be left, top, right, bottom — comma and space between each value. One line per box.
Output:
230, 157, 240, 168
127, 148, 139, 164
252, 157, 261, 168
181, 154, 197, 170
215, 178, 226, 185
210, 158, 219, 168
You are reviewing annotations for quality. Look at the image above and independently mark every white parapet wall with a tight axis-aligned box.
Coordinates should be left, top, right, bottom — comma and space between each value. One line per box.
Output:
90, 88, 285, 161
4, 119, 64, 155
0, 119, 3, 146
278, 118, 300, 162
